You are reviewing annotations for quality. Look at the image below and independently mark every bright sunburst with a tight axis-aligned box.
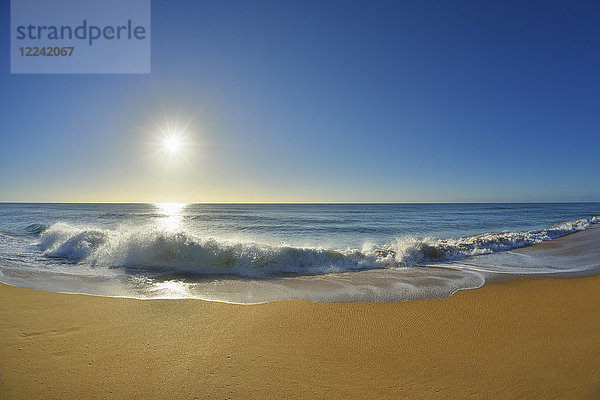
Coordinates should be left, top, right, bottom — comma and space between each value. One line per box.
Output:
162, 132, 184, 155
145, 111, 200, 168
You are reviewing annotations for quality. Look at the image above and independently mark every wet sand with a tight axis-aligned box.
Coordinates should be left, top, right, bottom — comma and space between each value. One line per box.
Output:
1, 274, 599, 399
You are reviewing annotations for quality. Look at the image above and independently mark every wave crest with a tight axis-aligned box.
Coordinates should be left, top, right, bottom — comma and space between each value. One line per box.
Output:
25, 223, 49, 235
39, 223, 108, 259
36, 216, 599, 277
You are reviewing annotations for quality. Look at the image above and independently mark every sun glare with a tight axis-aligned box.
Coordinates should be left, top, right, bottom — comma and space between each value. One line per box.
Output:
163, 134, 183, 154
155, 203, 186, 232
148, 119, 195, 167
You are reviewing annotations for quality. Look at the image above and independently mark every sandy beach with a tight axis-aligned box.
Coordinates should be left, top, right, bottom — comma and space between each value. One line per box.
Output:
1, 275, 599, 399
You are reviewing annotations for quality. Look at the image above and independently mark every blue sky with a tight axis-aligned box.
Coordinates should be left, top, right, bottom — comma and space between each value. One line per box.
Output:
1, 0, 599, 202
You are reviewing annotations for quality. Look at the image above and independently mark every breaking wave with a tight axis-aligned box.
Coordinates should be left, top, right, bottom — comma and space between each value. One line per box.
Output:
25, 223, 49, 235
35, 216, 600, 278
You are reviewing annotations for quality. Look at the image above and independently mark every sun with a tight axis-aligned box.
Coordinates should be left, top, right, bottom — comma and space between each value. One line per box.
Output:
149, 121, 194, 165
162, 133, 183, 155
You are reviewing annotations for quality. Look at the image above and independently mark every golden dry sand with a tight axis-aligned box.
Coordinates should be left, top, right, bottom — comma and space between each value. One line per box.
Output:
1, 276, 599, 399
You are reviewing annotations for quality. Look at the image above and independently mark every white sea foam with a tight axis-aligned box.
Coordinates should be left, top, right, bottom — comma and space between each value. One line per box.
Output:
36, 216, 600, 277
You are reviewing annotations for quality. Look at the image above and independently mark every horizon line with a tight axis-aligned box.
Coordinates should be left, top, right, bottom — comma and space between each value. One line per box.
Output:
1, 200, 599, 205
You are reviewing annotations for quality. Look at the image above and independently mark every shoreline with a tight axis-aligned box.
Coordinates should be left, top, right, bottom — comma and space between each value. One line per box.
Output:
1, 275, 599, 399
2, 224, 598, 304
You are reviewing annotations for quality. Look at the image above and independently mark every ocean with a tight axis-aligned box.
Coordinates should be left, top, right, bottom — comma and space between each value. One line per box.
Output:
0, 202, 598, 303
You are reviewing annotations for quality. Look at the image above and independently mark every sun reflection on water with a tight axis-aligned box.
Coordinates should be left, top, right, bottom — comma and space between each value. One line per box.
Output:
151, 280, 192, 298
155, 203, 187, 232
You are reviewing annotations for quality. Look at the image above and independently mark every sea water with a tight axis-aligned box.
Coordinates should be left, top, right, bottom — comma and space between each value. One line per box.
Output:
0, 203, 598, 303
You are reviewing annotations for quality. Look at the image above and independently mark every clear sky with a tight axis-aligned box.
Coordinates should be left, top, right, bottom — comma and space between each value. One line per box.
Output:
1, 0, 599, 203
